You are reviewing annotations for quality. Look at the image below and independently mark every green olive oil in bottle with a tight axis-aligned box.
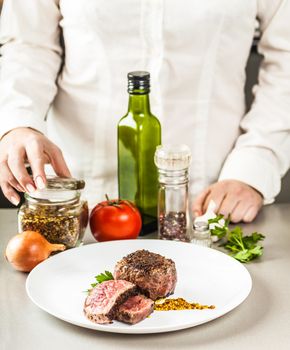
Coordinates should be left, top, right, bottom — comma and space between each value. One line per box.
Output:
118, 71, 161, 235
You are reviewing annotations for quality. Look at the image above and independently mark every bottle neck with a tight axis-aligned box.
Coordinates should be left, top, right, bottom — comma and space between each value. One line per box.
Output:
158, 169, 189, 186
128, 92, 151, 115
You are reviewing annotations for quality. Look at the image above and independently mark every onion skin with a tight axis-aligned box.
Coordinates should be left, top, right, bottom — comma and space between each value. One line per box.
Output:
5, 231, 65, 272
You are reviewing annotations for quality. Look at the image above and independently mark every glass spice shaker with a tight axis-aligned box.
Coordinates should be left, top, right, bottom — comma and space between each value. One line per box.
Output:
18, 176, 89, 249
192, 221, 212, 248
154, 144, 192, 242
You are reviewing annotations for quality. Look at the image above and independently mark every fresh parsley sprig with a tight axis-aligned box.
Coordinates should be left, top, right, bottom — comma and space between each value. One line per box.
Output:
91, 270, 114, 287
208, 215, 265, 263
208, 214, 230, 239
85, 270, 114, 292
224, 226, 265, 263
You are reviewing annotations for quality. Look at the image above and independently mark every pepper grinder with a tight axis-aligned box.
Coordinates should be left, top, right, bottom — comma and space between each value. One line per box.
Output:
154, 144, 192, 242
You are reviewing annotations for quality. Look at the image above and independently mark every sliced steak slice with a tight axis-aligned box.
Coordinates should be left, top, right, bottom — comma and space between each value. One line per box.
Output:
114, 250, 177, 300
115, 294, 154, 325
84, 280, 138, 324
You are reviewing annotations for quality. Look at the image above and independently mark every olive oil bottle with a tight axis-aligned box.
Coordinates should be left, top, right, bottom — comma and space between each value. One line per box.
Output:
118, 71, 161, 234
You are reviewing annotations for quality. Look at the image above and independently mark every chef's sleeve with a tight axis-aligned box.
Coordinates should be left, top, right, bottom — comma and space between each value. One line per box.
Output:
0, 0, 62, 139
219, 0, 290, 204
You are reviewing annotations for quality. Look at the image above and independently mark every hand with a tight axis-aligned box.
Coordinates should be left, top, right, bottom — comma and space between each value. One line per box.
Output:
0, 127, 71, 205
192, 179, 263, 223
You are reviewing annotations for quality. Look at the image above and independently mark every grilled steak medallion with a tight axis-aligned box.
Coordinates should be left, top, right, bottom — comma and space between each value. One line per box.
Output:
84, 280, 138, 324
115, 294, 154, 325
114, 250, 177, 300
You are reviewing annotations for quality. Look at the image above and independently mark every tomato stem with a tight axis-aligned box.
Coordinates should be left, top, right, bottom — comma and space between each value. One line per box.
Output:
105, 194, 121, 207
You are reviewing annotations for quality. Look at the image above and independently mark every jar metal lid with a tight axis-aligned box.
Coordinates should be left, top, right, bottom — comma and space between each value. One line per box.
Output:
28, 176, 85, 202
45, 176, 85, 190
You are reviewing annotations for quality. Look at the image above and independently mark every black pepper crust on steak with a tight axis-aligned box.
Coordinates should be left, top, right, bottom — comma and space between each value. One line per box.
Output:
114, 250, 177, 300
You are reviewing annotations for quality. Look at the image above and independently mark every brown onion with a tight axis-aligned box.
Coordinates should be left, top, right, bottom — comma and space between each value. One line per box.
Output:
5, 230, 65, 272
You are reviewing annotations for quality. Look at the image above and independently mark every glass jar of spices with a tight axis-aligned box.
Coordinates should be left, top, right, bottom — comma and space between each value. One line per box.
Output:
18, 176, 89, 249
154, 144, 192, 242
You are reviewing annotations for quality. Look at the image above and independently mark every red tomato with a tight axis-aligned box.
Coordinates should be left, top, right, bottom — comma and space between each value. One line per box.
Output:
89, 197, 142, 241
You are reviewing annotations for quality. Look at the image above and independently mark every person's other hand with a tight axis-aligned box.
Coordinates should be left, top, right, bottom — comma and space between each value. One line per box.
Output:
192, 179, 263, 223
0, 127, 71, 205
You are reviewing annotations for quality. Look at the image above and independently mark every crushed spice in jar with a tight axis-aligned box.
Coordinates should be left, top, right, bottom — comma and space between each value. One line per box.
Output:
159, 211, 189, 242
18, 199, 88, 249
154, 297, 215, 311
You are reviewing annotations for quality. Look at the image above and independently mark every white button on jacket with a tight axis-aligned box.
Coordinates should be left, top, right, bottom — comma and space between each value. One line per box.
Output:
0, 0, 290, 206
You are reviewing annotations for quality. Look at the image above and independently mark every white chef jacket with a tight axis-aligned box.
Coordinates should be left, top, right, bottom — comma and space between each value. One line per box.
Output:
0, 0, 290, 207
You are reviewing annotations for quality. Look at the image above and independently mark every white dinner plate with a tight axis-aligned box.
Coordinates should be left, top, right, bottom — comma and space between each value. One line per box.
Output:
26, 239, 252, 334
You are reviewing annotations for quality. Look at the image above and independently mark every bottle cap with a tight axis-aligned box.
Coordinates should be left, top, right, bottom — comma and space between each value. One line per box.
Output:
154, 144, 192, 171
193, 221, 209, 232
128, 71, 150, 94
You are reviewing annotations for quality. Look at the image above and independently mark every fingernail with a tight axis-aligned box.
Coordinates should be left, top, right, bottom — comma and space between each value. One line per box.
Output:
26, 183, 36, 193
35, 176, 46, 190
10, 196, 20, 206
193, 210, 200, 217
16, 185, 24, 192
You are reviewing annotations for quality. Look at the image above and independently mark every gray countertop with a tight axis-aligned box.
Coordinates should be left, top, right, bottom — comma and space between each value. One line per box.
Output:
1, 205, 290, 350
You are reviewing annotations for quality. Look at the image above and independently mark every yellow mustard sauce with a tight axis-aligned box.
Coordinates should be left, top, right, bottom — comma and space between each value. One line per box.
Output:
154, 297, 215, 311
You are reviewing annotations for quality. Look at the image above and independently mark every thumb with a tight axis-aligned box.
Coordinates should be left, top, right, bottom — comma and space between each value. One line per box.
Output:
192, 187, 210, 217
